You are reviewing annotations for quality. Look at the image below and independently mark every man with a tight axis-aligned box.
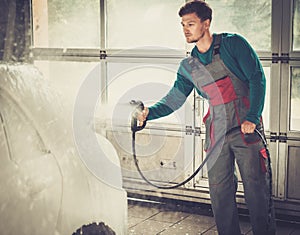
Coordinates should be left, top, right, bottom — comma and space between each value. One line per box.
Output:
138, 1, 276, 234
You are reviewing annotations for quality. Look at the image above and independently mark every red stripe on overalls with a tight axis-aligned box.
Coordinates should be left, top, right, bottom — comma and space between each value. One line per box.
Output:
203, 108, 214, 152
260, 148, 268, 173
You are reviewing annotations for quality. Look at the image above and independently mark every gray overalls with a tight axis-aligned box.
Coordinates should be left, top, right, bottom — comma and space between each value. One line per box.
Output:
182, 34, 276, 235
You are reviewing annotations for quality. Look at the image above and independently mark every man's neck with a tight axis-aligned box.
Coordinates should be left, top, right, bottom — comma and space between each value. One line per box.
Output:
196, 32, 213, 53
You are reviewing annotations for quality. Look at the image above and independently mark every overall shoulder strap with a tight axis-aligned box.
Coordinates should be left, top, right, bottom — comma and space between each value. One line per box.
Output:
213, 34, 222, 55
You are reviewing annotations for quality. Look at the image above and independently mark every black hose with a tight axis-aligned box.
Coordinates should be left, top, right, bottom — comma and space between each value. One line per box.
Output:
132, 130, 210, 189
132, 126, 272, 190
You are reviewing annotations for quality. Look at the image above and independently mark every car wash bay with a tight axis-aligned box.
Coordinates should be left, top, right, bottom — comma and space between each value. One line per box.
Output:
1, 0, 300, 234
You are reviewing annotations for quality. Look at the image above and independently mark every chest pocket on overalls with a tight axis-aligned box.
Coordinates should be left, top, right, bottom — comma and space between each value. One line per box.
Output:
202, 76, 237, 106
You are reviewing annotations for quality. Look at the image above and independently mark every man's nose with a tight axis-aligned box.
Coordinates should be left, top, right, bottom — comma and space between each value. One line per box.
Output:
183, 28, 189, 33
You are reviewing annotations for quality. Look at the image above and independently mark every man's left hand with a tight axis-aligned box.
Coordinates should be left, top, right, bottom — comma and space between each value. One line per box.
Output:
241, 120, 256, 134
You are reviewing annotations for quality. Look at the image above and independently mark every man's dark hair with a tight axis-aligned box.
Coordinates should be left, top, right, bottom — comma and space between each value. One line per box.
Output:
178, 0, 212, 22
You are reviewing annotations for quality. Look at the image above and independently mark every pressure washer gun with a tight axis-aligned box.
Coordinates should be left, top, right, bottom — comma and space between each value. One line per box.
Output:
130, 100, 147, 133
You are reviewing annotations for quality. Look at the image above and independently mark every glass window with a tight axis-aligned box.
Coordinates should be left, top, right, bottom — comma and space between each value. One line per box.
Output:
106, 0, 186, 50
106, 62, 190, 126
290, 67, 300, 131
34, 61, 99, 106
293, 0, 300, 51
207, 0, 272, 51
32, 0, 100, 48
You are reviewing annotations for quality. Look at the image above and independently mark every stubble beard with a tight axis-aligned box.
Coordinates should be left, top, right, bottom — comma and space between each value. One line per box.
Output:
187, 31, 205, 44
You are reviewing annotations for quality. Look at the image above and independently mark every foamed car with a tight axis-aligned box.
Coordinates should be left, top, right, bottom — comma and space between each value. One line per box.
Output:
0, 64, 127, 235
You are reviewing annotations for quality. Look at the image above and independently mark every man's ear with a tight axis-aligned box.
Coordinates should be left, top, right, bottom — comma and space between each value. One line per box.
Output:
204, 19, 211, 29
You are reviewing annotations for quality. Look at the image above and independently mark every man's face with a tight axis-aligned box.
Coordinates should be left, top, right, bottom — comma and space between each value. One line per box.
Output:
181, 13, 209, 43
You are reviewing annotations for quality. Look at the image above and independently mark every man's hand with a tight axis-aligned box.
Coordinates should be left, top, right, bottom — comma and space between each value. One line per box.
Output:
241, 120, 256, 134
137, 107, 149, 126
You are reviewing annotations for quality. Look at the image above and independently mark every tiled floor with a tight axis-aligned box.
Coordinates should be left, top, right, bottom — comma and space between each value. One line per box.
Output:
127, 199, 300, 235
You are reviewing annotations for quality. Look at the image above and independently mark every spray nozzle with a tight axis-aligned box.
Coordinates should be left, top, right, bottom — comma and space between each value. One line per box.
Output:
130, 100, 147, 133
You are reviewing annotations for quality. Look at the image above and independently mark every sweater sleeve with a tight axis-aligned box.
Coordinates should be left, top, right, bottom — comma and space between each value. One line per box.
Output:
147, 63, 194, 121
230, 34, 266, 124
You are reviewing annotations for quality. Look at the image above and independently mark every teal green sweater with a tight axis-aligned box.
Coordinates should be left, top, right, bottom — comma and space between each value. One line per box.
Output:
148, 33, 266, 125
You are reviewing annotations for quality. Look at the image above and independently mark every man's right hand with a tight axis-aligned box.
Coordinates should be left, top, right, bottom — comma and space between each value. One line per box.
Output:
137, 107, 149, 126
